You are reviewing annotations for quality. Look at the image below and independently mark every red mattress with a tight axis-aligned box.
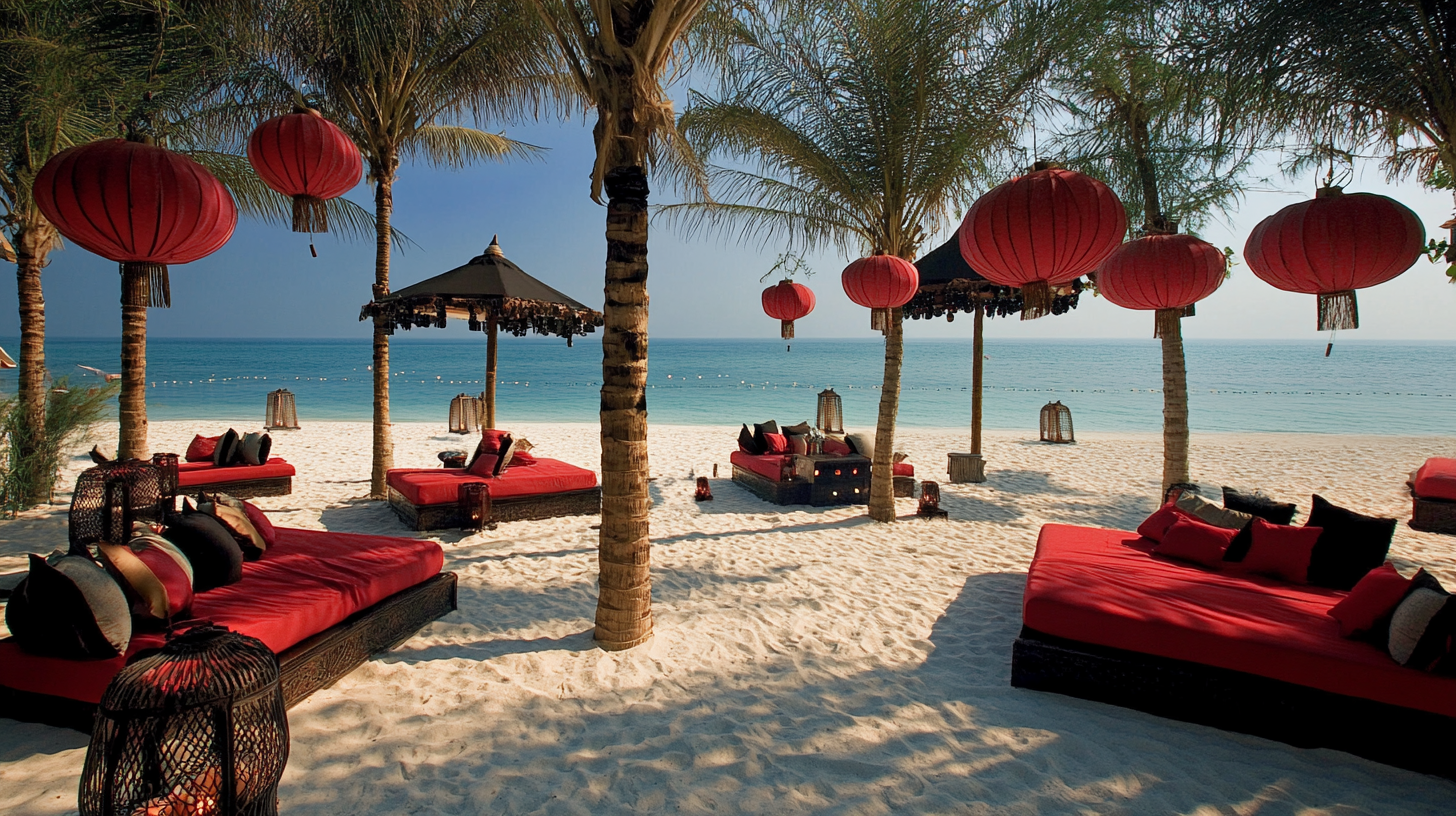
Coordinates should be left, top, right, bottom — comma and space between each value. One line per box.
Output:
1413, 457, 1456, 502
1023, 524, 1456, 718
731, 451, 790, 481
387, 457, 598, 507
178, 457, 295, 487
0, 527, 443, 705
893, 462, 914, 477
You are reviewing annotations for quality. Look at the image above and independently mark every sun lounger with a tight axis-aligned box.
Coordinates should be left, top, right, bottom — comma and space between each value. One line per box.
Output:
386, 458, 600, 531
177, 457, 296, 498
1409, 457, 1456, 535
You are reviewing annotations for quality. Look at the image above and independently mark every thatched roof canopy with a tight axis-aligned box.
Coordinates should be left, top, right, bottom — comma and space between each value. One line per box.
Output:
361, 236, 603, 341
904, 234, 1083, 322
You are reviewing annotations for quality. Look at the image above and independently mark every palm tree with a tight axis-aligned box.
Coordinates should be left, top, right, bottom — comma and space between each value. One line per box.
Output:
261, 0, 555, 498
529, 0, 711, 650
667, 0, 1067, 522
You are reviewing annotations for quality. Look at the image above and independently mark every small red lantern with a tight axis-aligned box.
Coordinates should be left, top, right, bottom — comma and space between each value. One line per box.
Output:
842, 252, 918, 331
761, 279, 815, 348
34, 138, 237, 308
1097, 233, 1227, 337
248, 108, 362, 234
1244, 186, 1424, 331
959, 166, 1126, 319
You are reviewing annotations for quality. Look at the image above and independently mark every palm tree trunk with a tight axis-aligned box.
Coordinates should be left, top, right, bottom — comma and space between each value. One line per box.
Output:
14, 226, 50, 503
595, 164, 653, 651
369, 165, 396, 499
868, 306, 904, 522
118, 268, 148, 460
485, 316, 498, 429
1160, 315, 1189, 493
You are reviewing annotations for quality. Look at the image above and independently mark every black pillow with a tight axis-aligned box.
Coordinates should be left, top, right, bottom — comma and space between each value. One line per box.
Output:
1222, 487, 1297, 525
257, 432, 272, 464
163, 511, 244, 591
89, 444, 113, 465
781, 422, 812, 436
738, 424, 763, 455
752, 421, 780, 453
1222, 521, 1256, 562
5, 551, 132, 659
1305, 495, 1398, 591
212, 428, 241, 467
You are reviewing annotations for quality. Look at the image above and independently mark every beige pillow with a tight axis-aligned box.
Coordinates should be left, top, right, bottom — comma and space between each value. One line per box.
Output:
1176, 493, 1252, 530
200, 500, 267, 560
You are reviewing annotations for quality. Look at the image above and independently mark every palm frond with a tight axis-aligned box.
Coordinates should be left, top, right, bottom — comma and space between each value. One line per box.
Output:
402, 124, 545, 167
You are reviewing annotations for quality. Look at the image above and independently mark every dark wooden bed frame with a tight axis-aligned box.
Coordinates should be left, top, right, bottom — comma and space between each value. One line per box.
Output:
180, 475, 293, 500
1410, 489, 1456, 536
1011, 625, 1456, 779
731, 465, 916, 505
0, 572, 458, 732
387, 486, 601, 531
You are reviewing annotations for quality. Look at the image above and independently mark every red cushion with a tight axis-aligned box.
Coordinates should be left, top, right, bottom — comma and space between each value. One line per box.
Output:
1237, 518, 1321, 584
729, 450, 790, 482
177, 458, 295, 488
822, 438, 851, 456
1136, 502, 1192, 542
241, 500, 277, 549
479, 429, 511, 454
387, 458, 599, 507
0, 527, 444, 705
1023, 524, 1456, 718
762, 432, 790, 455
1153, 517, 1234, 567
467, 453, 500, 478
185, 435, 220, 463
510, 451, 538, 467
892, 462, 914, 477
1414, 457, 1456, 502
1329, 562, 1414, 637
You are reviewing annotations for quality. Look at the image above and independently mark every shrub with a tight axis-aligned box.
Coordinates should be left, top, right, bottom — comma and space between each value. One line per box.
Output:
0, 377, 117, 515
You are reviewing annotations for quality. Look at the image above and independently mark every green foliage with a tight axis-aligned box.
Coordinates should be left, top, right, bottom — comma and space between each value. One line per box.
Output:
0, 378, 116, 515
760, 252, 812, 283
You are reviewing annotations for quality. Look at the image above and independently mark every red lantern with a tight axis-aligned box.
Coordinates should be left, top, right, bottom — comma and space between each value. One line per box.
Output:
1244, 186, 1424, 331
34, 138, 237, 308
842, 252, 919, 331
247, 108, 362, 233
1097, 233, 1227, 337
958, 166, 1126, 319
761, 279, 815, 345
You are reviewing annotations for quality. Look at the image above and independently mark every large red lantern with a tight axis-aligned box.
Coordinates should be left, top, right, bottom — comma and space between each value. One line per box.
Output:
842, 251, 918, 331
247, 108, 362, 233
761, 279, 815, 348
959, 166, 1126, 319
1244, 186, 1424, 331
34, 138, 237, 308
1097, 233, 1227, 337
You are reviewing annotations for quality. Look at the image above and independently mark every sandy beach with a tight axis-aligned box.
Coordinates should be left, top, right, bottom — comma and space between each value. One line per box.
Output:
2, 420, 1455, 814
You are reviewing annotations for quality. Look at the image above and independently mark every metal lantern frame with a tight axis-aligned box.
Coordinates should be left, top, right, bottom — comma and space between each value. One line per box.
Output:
816, 388, 844, 435
264, 389, 299, 431
449, 393, 484, 434
69, 460, 170, 551
1040, 400, 1074, 444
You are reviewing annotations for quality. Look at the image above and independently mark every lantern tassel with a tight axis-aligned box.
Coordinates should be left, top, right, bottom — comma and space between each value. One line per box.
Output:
1317, 289, 1358, 331
292, 195, 329, 233
781, 319, 794, 340
121, 262, 170, 309
870, 308, 888, 332
1153, 307, 1182, 339
1019, 280, 1052, 320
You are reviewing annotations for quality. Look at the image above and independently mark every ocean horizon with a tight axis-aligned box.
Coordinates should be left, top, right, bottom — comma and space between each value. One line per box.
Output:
3, 336, 1454, 436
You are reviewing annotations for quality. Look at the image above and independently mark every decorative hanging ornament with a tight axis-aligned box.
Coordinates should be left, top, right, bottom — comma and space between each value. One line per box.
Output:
247, 107, 362, 234
761, 279, 815, 350
842, 251, 919, 332
34, 138, 237, 308
1244, 185, 1424, 331
958, 165, 1126, 319
1096, 232, 1227, 338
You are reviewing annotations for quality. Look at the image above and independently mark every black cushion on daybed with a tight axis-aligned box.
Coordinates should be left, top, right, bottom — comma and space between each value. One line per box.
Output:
1222, 487, 1297, 525
752, 421, 780, 452
1305, 495, 1398, 591
738, 424, 760, 454
163, 511, 245, 591
213, 428, 241, 467
5, 552, 132, 659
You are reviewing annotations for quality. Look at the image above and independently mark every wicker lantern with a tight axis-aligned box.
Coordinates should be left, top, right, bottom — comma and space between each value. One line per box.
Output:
264, 390, 299, 431
150, 452, 180, 516
916, 481, 948, 519
448, 393, 483, 434
69, 460, 168, 551
459, 482, 494, 531
1040, 401, 1074, 444
816, 388, 844, 435
78, 624, 289, 816
694, 476, 713, 502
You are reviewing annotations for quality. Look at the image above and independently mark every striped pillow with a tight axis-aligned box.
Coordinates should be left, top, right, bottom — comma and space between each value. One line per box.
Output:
99, 522, 195, 622
199, 495, 267, 560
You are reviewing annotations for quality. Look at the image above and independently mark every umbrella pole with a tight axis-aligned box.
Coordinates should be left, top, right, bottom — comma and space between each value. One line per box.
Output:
485, 316, 498, 429
971, 299, 983, 457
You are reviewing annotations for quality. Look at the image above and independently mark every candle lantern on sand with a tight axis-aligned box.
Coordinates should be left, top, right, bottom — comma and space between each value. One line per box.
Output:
449, 393, 483, 434
264, 389, 299, 431
79, 624, 289, 816
694, 476, 713, 501
816, 389, 843, 436
1040, 401, 1074, 444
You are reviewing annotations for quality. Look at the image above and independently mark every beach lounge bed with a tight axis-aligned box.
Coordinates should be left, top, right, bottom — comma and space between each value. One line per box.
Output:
1012, 523, 1456, 778
1408, 457, 1456, 535
386, 458, 600, 531
730, 450, 916, 506
0, 527, 456, 731
177, 457, 296, 498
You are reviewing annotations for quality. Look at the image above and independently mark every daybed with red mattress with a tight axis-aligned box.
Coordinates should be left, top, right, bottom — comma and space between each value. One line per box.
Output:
1013, 523, 1456, 777
177, 457, 296, 499
1409, 457, 1456, 535
0, 527, 456, 731
730, 451, 915, 506
387, 457, 601, 531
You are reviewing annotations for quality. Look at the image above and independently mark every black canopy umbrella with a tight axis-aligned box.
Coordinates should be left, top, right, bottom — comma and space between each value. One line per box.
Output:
361, 236, 603, 428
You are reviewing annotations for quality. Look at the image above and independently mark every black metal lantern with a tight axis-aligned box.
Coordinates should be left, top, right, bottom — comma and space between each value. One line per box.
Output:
69, 460, 168, 551
1039, 401, 1074, 444
79, 625, 290, 816
448, 393, 483, 434
459, 482, 495, 531
151, 452, 180, 516
264, 390, 299, 431
917, 480, 948, 519
816, 388, 843, 435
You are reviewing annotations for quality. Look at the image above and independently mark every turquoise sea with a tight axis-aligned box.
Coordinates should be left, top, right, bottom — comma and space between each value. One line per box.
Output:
2, 336, 1453, 436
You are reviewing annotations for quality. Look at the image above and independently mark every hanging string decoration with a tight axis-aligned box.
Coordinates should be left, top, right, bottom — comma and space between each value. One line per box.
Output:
247, 108, 363, 234
761, 279, 815, 347
842, 252, 919, 332
1096, 232, 1227, 338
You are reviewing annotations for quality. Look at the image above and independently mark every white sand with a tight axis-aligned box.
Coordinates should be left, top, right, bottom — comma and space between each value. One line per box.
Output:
3, 420, 1455, 814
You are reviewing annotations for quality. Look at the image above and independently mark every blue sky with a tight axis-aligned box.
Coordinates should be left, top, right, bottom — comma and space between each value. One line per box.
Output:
5, 114, 1454, 344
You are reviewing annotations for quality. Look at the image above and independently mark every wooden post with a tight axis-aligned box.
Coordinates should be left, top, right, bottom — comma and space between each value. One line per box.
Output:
971, 296, 984, 456
485, 316, 498, 429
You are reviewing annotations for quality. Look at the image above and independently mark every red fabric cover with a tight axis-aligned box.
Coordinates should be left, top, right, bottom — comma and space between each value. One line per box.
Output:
841, 254, 919, 310
241, 500, 276, 549
822, 438, 852, 456
467, 453, 500, 478
0, 527, 443, 705
762, 280, 815, 321
387, 457, 599, 507
1136, 502, 1192, 542
99, 534, 194, 621
185, 435, 220, 463
1023, 524, 1456, 718
247, 111, 362, 199
510, 451, 538, 467
1413, 457, 1456, 502
177, 458, 295, 488
729, 451, 791, 482
479, 430, 511, 454
762, 433, 790, 455
1237, 518, 1321, 584
1153, 517, 1235, 567
892, 462, 914, 477
1097, 234, 1227, 311
1329, 562, 1414, 637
